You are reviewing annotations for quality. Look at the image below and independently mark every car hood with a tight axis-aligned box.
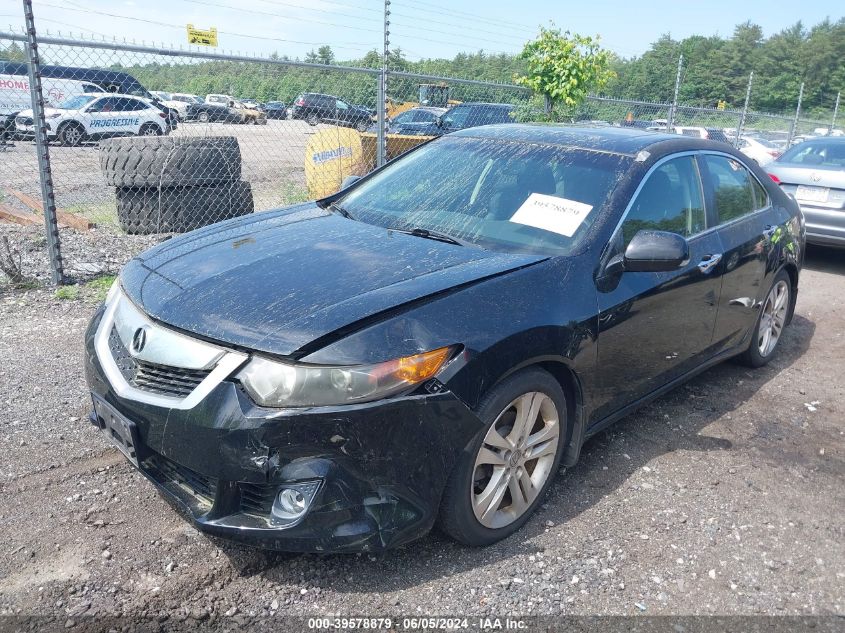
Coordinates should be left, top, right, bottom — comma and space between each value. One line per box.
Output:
120, 204, 545, 357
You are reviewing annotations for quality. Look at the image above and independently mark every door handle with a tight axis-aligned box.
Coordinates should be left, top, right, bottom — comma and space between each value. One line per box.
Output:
762, 224, 777, 240
698, 253, 723, 274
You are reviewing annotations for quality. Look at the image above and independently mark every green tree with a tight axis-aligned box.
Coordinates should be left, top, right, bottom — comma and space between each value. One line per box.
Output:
0, 42, 25, 62
514, 26, 615, 117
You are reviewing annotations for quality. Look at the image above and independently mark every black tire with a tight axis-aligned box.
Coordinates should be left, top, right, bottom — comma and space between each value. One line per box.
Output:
437, 367, 568, 547
198, 111, 209, 123
737, 269, 792, 368
355, 119, 369, 132
100, 136, 241, 188
306, 113, 320, 126
138, 123, 162, 137
115, 181, 253, 235
58, 122, 85, 147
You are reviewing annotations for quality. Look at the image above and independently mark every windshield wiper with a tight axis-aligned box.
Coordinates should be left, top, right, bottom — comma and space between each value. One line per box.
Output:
328, 203, 355, 220
389, 226, 469, 247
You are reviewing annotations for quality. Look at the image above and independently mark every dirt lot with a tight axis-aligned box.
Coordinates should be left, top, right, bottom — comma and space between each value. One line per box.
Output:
0, 119, 324, 222
0, 246, 843, 627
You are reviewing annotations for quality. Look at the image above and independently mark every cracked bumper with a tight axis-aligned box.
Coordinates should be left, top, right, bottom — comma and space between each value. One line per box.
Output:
84, 307, 484, 552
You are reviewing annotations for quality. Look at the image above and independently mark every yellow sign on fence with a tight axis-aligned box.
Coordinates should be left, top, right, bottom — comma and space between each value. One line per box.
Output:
187, 24, 218, 47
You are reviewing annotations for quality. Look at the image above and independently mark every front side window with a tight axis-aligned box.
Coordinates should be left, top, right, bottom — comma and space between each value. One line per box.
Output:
337, 137, 631, 255
58, 94, 95, 110
621, 155, 706, 248
701, 155, 757, 224
336, 100, 348, 110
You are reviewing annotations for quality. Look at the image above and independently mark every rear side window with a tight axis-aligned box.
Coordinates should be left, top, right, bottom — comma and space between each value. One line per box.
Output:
701, 155, 758, 224
621, 155, 706, 247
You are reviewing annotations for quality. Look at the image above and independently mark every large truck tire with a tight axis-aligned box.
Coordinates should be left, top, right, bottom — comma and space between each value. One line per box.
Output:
100, 136, 241, 188
115, 181, 253, 234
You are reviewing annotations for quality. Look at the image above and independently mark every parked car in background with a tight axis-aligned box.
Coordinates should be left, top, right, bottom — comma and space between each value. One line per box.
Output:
289, 93, 373, 131
737, 136, 782, 166
153, 93, 203, 121
672, 126, 731, 144
150, 90, 171, 102
186, 99, 266, 124
263, 101, 287, 120
385, 106, 446, 135
767, 137, 845, 247
85, 125, 803, 553
15, 93, 169, 146
1, 61, 153, 140
436, 102, 515, 134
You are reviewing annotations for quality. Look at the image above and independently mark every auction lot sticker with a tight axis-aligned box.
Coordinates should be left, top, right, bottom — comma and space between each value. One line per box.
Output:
510, 193, 592, 237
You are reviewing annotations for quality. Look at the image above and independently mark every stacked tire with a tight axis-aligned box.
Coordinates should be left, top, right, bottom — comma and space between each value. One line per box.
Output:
99, 136, 253, 234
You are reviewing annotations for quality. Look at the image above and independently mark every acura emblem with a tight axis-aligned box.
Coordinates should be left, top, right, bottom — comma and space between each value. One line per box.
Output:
811, 172, 821, 182
130, 326, 148, 354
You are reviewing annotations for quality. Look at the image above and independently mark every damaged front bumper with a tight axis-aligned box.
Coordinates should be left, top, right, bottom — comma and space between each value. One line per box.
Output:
84, 307, 484, 553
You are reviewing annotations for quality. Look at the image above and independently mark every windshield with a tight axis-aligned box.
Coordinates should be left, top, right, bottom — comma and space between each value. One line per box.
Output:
57, 95, 96, 110
780, 140, 845, 167
337, 136, 631, 256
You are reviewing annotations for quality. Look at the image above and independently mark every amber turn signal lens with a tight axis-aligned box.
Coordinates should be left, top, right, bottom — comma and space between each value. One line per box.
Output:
393, 346, 452, 383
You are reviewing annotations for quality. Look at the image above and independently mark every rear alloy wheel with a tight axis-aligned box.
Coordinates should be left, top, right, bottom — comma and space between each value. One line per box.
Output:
139, 123, 161, 137
438, 368, 567, 546
355, 119, 369, 132
59, 123, 84, 147
198, 111, 209, 123
306, 113, 320, 126
738, 269, 791, 367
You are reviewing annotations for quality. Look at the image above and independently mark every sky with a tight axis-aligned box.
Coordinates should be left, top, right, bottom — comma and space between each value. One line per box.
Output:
1, 0, 842, 62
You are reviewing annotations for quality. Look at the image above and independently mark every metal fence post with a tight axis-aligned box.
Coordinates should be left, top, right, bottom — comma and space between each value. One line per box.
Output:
666, 54, 683, 132
22, 0, 64, 284
735, 71, 753, 148
830, 91, 841, 134
786, 81, 805, 149
376, 0, 390, 168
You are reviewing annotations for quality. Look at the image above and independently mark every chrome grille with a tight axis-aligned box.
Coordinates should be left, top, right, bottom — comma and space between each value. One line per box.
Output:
108, 325, 212, 398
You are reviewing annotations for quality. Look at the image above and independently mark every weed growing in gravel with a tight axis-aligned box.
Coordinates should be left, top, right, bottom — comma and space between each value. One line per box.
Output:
86, 274, 116, 302
55, 285, 80, 300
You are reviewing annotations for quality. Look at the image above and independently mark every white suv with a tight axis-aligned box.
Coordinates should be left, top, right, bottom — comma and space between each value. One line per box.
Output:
15, 93, 169, 146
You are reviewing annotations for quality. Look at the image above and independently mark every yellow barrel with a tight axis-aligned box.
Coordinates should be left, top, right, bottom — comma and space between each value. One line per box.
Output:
304, 126, 367, 199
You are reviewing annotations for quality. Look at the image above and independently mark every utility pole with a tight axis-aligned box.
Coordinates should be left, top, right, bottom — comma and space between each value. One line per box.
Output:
22, 0, 64, 284
666, 54, 683, 132
376, 0, 390, 167
735, 71, 753, 148
787, 81, 804, 149
830, 91, 841, 135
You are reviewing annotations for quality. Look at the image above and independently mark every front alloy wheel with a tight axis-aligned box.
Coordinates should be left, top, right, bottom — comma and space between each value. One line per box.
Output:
438, 367, 567, 546
472, 392, 560, 529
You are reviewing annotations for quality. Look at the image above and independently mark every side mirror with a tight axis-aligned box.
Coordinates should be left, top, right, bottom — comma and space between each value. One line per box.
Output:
623, 230, 689, 273
341, 175, 361, 189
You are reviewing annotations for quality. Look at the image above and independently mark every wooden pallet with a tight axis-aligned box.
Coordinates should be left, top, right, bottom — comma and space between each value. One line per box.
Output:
1, 188, 94, 230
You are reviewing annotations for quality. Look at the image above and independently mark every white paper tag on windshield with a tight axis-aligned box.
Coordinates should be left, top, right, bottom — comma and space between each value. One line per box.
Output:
509, 193, 593, 237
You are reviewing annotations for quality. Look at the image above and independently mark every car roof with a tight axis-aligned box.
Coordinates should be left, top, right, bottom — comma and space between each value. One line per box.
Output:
451, 124, 705, 155
452, 102, 514, 109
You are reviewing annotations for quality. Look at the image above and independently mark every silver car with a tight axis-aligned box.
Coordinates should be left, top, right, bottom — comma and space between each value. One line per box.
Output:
767, 138, 845, 247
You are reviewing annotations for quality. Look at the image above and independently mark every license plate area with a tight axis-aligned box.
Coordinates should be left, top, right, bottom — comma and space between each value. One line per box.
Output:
795, 185, 829, 203
91, 395, 140, 468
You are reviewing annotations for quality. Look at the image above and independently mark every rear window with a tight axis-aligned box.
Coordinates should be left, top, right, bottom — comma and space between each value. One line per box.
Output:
780, 140, 845, 167
338, 136, 631, 256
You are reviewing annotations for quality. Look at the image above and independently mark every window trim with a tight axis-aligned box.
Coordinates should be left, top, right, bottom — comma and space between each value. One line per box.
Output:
604, 149, 772, 263
697, 152, 772, 228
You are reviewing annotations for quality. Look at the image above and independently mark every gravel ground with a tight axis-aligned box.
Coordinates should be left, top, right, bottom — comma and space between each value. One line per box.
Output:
0, 246, 842, 627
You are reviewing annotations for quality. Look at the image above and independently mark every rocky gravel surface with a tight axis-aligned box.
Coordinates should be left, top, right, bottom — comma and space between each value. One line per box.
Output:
0, 246, 842, 630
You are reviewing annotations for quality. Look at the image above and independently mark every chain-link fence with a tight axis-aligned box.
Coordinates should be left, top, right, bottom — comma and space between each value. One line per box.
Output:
0, 19, 841, 287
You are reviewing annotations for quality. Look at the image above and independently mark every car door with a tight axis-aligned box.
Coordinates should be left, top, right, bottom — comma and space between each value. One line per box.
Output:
593, 153, 725, 421
84, 96, 121, 134
698, 153, 779, 353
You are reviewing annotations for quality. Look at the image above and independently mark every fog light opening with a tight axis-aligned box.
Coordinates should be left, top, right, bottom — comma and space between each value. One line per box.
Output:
270, 481, 321, 522
279, 488, 306, 515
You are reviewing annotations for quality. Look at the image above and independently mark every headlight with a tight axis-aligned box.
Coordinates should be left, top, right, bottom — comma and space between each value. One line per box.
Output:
104, 276, 121, 305
46, 113, 62, 119
237, 346, 454, 407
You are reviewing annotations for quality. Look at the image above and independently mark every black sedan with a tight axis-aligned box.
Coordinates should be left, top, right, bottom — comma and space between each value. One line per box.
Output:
84, 126, 804, 552
184, 101, 235, 123
264, 101, 287, 120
